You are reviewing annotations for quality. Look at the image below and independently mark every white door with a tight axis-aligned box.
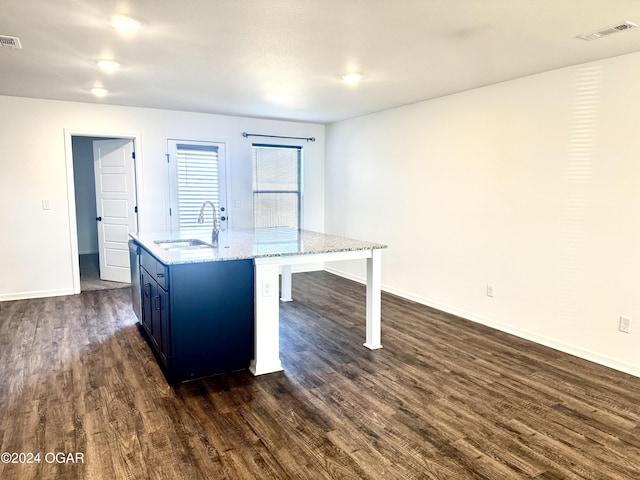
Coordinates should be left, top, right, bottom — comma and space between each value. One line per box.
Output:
93, 138, 138, 283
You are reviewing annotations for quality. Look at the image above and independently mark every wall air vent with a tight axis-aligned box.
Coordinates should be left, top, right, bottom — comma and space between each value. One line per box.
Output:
577, 21, 638, 41
0, 35, 22, 49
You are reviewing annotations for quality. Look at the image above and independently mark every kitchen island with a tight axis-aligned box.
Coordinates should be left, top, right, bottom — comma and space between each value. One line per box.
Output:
129, 228, 386, 380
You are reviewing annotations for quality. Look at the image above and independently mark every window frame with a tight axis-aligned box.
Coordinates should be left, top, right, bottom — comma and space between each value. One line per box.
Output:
252, 143, 303, 229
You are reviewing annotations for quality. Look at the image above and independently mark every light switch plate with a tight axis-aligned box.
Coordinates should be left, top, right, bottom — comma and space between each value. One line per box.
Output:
619, 316, 632, 334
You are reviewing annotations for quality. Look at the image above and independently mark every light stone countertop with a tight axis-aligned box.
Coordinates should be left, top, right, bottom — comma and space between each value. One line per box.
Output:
130, 227, 387, 265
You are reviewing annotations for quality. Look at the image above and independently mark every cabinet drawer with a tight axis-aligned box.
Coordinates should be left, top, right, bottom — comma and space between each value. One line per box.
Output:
140, 247, 169, 289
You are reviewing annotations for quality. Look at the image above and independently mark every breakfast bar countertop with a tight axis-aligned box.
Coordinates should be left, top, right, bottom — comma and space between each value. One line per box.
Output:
130, 228, 387, 265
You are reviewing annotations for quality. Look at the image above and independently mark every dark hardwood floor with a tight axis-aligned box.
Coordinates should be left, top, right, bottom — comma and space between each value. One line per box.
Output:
0, 271, 639, 479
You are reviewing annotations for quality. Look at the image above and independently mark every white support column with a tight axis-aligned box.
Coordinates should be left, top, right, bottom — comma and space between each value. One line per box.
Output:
364, 248, 383, 350
250, 262, 284, 375
280, 264, 292, 302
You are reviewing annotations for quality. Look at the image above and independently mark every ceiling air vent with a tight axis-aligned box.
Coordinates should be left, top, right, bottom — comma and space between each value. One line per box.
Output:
0, 35, 22, 49
577, 21, 638, 41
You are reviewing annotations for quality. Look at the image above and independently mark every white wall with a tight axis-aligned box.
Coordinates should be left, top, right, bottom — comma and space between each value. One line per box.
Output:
0, 96, 324, 300
325, 52, 640, 377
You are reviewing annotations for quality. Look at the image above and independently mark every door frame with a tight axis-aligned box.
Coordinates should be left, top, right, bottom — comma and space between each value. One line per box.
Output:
64, 129, 143, 294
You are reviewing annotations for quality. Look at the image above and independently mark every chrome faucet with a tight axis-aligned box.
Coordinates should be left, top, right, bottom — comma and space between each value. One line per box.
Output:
197, 200, 219, 247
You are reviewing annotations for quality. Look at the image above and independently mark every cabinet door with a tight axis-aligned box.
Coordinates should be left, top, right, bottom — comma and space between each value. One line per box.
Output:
140, 268, 154, 336
141, 265, 170, 370
154, 287, 170, 367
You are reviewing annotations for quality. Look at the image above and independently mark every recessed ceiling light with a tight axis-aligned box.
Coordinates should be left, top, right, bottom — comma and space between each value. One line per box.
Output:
342, 73, 362, 85
97, 59, 121, 73
265, 92, 293, 104
110, 14, 140, 32
90, 87, 109, 97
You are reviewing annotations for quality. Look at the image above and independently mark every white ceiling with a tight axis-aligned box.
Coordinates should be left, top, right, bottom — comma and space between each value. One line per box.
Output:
2, 0, 640, 124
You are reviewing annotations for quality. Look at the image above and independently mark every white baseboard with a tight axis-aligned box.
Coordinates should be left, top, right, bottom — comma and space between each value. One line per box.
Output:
0, 287, 76, 302
324, 267, 640, 379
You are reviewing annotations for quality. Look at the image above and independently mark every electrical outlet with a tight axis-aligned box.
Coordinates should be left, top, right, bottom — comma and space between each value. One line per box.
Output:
262, 281, 273, 297
619, 316, 632, 334
486, 284, 495, 298
42, 199, 51, 210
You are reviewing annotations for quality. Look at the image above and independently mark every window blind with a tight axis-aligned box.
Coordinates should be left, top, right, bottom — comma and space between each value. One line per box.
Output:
176, 143, 220, 229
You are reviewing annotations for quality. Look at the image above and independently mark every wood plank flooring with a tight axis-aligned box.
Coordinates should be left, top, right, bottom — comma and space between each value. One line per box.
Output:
0, 271, 639, 479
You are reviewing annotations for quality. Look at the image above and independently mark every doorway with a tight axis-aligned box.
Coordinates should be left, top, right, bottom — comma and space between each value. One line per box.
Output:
70, 135, 138, 291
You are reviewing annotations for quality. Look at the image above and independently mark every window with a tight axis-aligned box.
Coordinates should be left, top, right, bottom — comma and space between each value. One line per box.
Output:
168, 140, 227, 231
252, 144, 302, 229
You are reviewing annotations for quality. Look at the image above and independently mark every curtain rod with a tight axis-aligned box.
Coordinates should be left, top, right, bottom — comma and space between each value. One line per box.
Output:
242, 132, 316, 142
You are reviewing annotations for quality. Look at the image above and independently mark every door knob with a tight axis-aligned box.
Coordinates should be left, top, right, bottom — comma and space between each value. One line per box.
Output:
96, 216, 102, 221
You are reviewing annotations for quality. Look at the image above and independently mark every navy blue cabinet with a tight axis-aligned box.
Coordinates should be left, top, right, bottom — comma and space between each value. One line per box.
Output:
133, 244, 255, 382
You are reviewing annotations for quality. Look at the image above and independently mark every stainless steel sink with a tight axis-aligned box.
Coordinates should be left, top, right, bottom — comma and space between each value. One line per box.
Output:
155, 239, 213, 251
